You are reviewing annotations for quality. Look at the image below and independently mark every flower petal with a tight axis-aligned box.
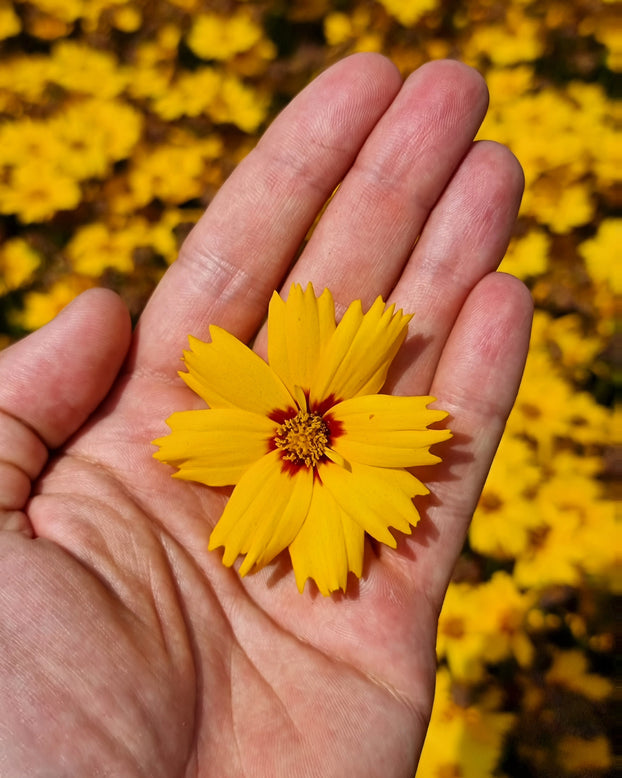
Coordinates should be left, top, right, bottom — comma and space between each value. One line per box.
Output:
208, 450, 312, 574
268, 283, 336, 397
329, 394, 452, 467
318, 460, 426, 546
239, 464, 314, 576
180, 327, 294, 415
310, 296, 412, 405
289, 482, 364, 595
153, 408, 275, 486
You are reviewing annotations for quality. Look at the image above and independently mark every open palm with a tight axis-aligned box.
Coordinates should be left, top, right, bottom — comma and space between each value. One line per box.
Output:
0, 55, 532, 777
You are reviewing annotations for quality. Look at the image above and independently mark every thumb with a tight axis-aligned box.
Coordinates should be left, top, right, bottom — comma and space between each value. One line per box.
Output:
0, 288, 131, 532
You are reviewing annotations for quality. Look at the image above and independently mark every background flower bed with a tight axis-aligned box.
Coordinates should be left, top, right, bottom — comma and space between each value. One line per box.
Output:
0, 0, 617, 775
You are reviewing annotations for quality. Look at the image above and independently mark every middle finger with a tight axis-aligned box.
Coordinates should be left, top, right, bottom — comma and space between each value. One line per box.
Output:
284, 59, 490, 311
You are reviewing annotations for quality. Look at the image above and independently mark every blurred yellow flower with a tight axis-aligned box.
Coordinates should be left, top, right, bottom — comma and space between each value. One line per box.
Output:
545, 649, 613, 701
579, 219, 622, 294
65, 222, 135, 277
323, 7, 383, 53
166, 0, 198, 9
151, 67, 268, 132
127, 142, 207, 207
0, 98, 141, 188
65, 210, 200, 276
437, 582, 488, 681
156, 22, 183, 52
0, 118, 65, 168
211, 73, 270, 133
483, 65, 535, 107
479, 80, 613, 234
540, 449, 602, 481
9, 275, 93, 331
470, 434, 542, 559
147, 208, 203, 265
126, 60, 172, 103
418, 668, 515, 778
0, 238, 41, 295
324, 11, 352, 45
110, 2, 142, 33
152, 67, 221, 120
50, 41, 128, 98
187, 10, 264, 61
572, 496, 620, 593
464, 11, 545, 67
438, 573, 534, 680
506, 352, 571, 447
0, 1, 20, 39
25, 13, 71, 40
539, 462, 604, 511
522, 174, 594, 233
377, 0, 437, 27
154, 283, 450, 595
78, 0, 134, 33
498, 228, 550, 279
593, 123, 621, 188
0, 162, 81, 223
476, 572, 534, 669
81, 98, 144, 162
541, 313, 606, 381
507, 349, 610, 451
0, 54, 50, 105
27, 0, 84, 23
592, 12, 622, 70
513, 469, 617, 590
48, 106, 112, 180
558, 735, 613, 773
562, 390, 611, 447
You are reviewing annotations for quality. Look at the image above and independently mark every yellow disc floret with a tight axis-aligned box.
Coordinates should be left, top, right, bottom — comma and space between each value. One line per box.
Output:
274, 411, 329, 468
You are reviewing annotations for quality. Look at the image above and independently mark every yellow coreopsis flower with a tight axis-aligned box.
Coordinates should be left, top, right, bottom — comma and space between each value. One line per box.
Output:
545, 650, 613, 701
0, 2, 21, 40
0, 237, 41, 295
377, 0, 438, 28
9, 275, 94, 331
186, 11, 263, 61
154, 283, 451, 595
418, 668, 516, 778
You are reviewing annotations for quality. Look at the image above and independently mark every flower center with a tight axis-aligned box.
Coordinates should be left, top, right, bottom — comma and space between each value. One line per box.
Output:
274, 411, 329, 468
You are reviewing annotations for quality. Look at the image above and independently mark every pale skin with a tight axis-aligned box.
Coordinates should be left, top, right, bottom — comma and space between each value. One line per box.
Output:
0, 55, 532, 776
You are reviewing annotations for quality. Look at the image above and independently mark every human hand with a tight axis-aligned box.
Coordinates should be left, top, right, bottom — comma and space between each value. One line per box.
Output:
0, 54, 532, 776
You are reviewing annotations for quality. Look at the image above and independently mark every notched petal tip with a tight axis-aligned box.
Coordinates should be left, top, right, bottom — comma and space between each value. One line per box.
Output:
295, 573, 349, 598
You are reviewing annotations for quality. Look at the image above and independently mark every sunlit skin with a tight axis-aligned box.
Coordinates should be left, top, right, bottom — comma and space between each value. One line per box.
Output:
0, 55, 532, 776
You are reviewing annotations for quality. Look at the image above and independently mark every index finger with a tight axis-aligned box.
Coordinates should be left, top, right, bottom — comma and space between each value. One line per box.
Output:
133, 54, 403, 377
